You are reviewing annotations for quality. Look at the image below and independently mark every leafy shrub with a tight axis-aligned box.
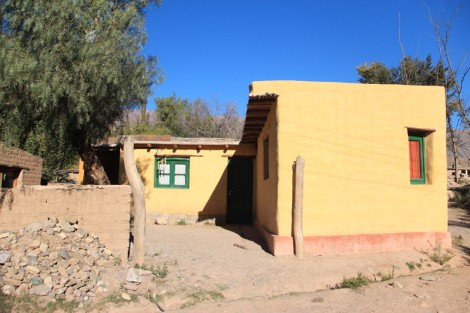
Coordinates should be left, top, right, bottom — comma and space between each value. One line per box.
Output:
420, 240, 454, 265
376, 267, 395, 281
453, 188, 470, 210
339, 273, 371, 289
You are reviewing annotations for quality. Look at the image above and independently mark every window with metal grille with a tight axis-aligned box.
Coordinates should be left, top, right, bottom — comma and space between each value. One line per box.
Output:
154, 157, 190, 189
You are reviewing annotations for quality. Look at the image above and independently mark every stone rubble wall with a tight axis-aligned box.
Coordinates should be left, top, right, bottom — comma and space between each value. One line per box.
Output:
0, 185, 131, 260
0, 219, 116, 302
0, 144, 44, 185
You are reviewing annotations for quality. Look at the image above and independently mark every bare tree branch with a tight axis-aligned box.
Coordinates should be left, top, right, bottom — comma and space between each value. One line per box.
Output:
398, 12, 409, 84
427, 5, 469, 182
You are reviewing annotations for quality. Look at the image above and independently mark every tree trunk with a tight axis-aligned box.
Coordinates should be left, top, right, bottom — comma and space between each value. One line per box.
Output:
293, 156, 305, 258
453, 145, 459, 183
446, 111, 460, 183
79, 147, 111, 185
123, 136, 146, 265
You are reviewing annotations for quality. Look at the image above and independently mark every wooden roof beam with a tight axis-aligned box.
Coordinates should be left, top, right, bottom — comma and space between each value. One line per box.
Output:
246, 111, 270, 117
244, 120, 266, 125
247, 104, 272, 110
243, 125, 263, 129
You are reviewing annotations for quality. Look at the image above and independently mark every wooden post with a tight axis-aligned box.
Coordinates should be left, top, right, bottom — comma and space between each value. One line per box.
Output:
293, 156, 305, 258
123, 136, 146, 265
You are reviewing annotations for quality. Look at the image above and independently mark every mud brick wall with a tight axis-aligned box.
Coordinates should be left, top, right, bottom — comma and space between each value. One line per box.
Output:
0, 144, 43, 185
0, 185, 132, 260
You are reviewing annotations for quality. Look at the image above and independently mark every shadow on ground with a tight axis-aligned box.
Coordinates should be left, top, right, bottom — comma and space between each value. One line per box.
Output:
448, 208, 470, 229
221, 224, 271, 253
454, 245, 470, 258
448, 208, 470, 256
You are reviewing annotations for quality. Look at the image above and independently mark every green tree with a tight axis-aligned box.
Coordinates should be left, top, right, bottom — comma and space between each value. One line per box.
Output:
155, 94, 243, 139
357, 62, 394, 84
0, 0, 161, 183
357, 55, 450, 86
155, 93, 189, 136
357, 54, 460, 181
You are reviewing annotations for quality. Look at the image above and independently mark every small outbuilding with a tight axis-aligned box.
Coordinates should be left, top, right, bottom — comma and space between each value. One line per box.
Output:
244, 81, 449, 255
84, 81, 450, 256
0, 143, 43, 187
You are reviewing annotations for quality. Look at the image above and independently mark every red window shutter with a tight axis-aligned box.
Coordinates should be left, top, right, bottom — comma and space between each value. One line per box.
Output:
409, 140, 421, 179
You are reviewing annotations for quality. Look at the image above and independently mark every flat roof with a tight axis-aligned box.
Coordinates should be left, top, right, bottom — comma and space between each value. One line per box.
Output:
94, 136, 243, 150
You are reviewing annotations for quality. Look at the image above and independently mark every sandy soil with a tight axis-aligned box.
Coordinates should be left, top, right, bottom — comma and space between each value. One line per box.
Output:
64, 207, 469, 313
87, 207, 470, 313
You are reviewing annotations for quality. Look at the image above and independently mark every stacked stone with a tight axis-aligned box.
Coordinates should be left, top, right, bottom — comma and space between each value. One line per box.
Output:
0, 217, 114, 303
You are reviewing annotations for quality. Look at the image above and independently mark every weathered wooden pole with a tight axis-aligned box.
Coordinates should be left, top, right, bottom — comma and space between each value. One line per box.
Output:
293, 156, 305, 258
123, 136, 146, 265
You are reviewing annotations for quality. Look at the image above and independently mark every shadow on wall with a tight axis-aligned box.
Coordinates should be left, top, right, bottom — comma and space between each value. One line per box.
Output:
291, 161, 295, 237
136, 157, 151, 199
197, 152, 266, 250
198, 161, 269, 253
198, 150, 255, 225
198, 166, 228, 225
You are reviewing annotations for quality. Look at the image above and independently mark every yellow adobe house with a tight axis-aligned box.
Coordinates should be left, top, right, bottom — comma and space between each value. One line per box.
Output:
81, 135, 257, 225
81, 81, 450, 256
129, 137, 256, 224
245, 81, 449, 255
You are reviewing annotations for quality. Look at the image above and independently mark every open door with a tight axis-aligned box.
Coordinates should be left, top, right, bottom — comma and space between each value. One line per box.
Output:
227, 157, 253, 224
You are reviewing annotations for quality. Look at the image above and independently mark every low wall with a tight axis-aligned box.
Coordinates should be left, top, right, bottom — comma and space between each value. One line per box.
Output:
0, 185, 131, 260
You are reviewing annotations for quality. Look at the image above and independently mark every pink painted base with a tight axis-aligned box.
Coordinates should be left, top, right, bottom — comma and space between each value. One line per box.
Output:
254, 221, 451, 256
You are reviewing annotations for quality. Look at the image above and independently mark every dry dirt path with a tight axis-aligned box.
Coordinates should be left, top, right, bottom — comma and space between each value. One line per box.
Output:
88, 208, 470, 312
170, 265, 470, 313
101, 206, 470, 313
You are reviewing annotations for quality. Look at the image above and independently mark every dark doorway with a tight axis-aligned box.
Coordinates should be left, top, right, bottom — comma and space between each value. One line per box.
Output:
96, 149, 120, 184
227, 157, 254, 224
0, 166, 20, 188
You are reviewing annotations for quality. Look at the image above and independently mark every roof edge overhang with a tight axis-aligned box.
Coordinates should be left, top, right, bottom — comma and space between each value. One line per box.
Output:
92, 137, 253, 151
0, 164, 30, 170
240, 93, 278, 144
133, 140, 241, 150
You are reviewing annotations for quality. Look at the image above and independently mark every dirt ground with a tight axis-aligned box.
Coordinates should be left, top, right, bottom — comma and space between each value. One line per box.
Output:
88, 207, 470, 313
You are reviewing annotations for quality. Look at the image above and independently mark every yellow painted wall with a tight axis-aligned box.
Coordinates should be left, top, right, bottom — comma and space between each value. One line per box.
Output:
131, 146, 255, 216
255, 104, 279, 234
251, 81, 447, 237
78, 159, 84, 184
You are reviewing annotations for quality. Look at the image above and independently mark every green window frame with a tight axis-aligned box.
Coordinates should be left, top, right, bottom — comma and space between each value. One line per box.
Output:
154, 157, 190, 189
409, 135, 426, 184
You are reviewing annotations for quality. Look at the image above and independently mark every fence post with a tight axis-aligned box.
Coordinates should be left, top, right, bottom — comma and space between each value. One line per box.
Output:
123, 136, 146, 265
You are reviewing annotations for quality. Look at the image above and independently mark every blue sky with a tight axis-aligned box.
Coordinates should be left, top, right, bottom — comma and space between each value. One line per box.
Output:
143, 0, 470, 115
